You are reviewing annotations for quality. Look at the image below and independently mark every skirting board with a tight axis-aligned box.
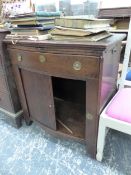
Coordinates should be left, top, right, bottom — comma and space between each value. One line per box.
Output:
0, 107, 23, 128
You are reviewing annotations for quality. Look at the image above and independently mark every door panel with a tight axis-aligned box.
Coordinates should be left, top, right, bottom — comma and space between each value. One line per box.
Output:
21, 69, 56, 130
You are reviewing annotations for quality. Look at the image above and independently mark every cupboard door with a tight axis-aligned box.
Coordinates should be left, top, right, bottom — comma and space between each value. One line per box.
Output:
21, 69, 56, 130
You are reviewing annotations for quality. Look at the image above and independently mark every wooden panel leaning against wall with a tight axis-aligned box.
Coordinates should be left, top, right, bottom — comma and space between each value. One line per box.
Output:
0, 30, 23, 128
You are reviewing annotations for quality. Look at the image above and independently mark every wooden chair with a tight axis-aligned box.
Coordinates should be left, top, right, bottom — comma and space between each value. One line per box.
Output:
96, 88, 131, 161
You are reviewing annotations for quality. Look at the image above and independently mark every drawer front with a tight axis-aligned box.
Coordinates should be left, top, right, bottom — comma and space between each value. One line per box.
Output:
0, 72, 8, 93
9, 49, 99, 80
0, 91, 13, 112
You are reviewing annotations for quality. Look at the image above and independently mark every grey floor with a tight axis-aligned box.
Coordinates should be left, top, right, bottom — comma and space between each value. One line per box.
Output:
0, 111, 131, 175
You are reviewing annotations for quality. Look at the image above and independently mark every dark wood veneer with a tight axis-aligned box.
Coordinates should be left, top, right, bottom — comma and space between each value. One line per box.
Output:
0, 30, 22, 128
4, 34, 125, 158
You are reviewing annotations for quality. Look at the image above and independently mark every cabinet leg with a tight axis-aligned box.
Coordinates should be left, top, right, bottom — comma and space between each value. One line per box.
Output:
86, 140, 97, 159
24, 117, 33, 126
22, 111, 33, 126
26, 120, 33, 126
85, 79, 99, 159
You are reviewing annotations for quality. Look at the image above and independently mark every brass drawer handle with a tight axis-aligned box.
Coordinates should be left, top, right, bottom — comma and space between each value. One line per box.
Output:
17, 55, 22, 62
73, 61, 82, 71
39, 55, 46, 63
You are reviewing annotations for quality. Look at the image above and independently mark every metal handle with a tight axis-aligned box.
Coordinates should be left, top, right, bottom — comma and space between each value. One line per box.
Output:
39, 55, 46, 63
73, 61, 82, 71
17, 55, 22, 62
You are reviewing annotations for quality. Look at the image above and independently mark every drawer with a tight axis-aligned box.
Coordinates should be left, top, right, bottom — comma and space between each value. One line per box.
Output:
0, 91, 13, 112
8, 49, 99, 80
0, 72, 8, 92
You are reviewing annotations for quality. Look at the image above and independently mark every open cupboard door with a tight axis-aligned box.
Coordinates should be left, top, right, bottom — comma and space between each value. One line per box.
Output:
21, 70, 56, 130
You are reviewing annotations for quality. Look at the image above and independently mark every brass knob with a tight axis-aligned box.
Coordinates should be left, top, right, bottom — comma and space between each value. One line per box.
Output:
86, 113, 93, 120
17, 55, 22, 62
73, 61, 81, 70
39, 55, 46, 63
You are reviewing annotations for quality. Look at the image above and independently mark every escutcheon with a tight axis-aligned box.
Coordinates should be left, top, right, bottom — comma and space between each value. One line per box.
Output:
73, 61, 82, 70
39, 55, 46, 63
17, 55, 22, 62
86, 113, 93, 120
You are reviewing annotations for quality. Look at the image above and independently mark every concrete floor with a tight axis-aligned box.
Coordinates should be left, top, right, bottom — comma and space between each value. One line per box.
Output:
0, 111, 131, 175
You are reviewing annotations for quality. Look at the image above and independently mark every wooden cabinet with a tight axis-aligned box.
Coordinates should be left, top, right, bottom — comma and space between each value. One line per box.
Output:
0, 30, 22, 128
5, 34, 125, 158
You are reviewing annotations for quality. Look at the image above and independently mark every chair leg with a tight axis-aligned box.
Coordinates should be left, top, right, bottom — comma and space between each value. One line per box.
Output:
96, 118, 107, 161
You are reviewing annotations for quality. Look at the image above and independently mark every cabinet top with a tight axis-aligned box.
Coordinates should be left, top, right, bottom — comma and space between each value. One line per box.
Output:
98, 6, 131, 18
4, 33, 125, 51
